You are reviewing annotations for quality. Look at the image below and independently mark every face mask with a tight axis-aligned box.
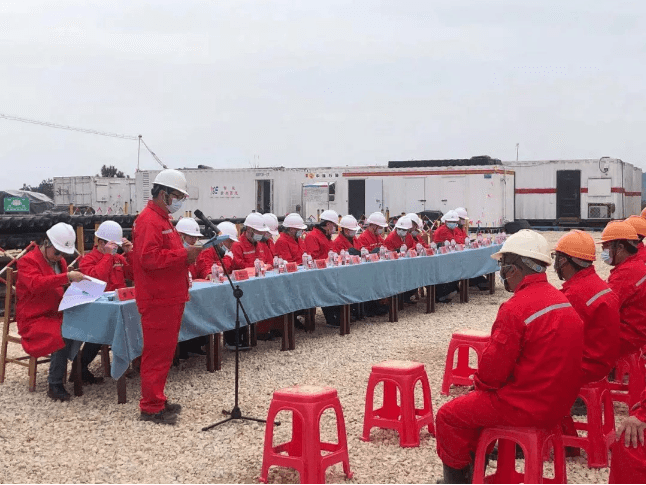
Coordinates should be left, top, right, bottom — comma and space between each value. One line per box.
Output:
261, 235, 269, 242
183, 241, 190, 249
600, 249, 612, 265
498, 264, 514, 292
411, 230, 420, 237
252, 233, 264, 243
376, 227, 384, 235
165, 193, 184, 213
346, 230, 357, 238
296, 230, 303, 238
447, 223, 458, 230
396, 229, 407, 238
329, 224, 337, 235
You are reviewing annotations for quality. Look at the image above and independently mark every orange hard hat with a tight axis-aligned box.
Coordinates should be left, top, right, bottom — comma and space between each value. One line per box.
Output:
599, 220, 639, 243
554, 230, 596, 261
625, 215, 646, 237
642, 207, 646, 220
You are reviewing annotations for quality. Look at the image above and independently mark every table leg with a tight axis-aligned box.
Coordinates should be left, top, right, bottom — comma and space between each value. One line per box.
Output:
249, 323, 257, 347
340, 304, 350, 336
305, 308, 316, 333
425, 285, 436, 314
282, 313, 295, 351
488, 273, 496, 294
206, 334, 222, 372
398, 294, 404, 311
117, 375, 127, 404
73, 347, 83, 397
463, 279, 469, 303
388, 295, 399, 323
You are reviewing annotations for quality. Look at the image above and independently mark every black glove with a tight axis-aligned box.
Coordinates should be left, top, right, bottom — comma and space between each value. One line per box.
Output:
370, 247, 381, 254
348, 247, 361, 256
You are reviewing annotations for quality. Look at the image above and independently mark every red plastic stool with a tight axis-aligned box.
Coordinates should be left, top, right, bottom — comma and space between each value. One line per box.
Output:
562, 379, 615, 468
608, 352, 645, 408
259, 385, 353, 484
473, 425, 566, 484
361, 360, 435, 448
441, 329, 490, 395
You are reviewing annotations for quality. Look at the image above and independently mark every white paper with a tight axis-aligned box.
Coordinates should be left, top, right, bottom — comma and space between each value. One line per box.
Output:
59, 275, 108, 311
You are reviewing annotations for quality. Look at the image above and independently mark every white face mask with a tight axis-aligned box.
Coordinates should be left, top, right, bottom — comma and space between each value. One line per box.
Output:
600, 248, 612, 265
165, 193, 184, 213
396, 229, 407, 238
446, 222, 458, 230
376, 227, 384, 235
346, 230, 357, 238
411, 230, 420, 237
252, 233, 264, 243
296, 230, 303, 238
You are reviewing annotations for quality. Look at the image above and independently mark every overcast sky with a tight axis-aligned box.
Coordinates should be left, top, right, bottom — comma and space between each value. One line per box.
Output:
1, 0, 645, 189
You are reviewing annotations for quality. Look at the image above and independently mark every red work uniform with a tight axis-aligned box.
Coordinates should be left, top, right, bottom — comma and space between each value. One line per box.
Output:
637, 243, 646, 263
332, 234, 354, 253
384, 230, 405, 251
196, 247, 234, 278
273, 232, 305, 264
304, 227, 333, 260
263, 238, 275, 257
354, 230, 384, 252
435, 273, 584, 469
609, 387, 646, 483
16, 248, 70, 358
80, 248, 133, 291
405, 233, 428, 250
607, 254, 646, 358
433, 224, 465, 244
561, 266, 620, 385
231, 235, 272, 269
132, 200, 190, 414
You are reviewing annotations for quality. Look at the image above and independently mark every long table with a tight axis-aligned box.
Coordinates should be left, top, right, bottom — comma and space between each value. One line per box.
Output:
62, 244, 502, 385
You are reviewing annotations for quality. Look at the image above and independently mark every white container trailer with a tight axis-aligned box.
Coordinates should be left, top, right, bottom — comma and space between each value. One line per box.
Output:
507, 158, 642, 224
53, 176, 136, 214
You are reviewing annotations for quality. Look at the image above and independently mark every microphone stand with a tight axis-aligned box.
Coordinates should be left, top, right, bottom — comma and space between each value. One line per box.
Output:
194, 210, 278, 431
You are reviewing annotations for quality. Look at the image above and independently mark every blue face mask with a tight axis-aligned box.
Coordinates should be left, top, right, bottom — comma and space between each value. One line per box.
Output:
600, 249, 612, 265
447, 223, 458, 230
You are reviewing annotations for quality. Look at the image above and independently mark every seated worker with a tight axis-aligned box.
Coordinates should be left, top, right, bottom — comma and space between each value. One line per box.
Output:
554, 230, 620, 387
405, 213, 428, 249
304, 210, 338, 260
625, 215, 646, 262
16, 222, 88, 402
175, 218, 203, 279
77, 220, 135, 384
333, 215, 360, 254
609, 385, 646, 483
261, 213, 279, 256
600, 220, 646, 359
231, 212, 273, 269
384, 216, 413, 252
454, 207, 469, 242
196, 221, 238, 277
435, 230, 584, 483
273, 213, 307, 263
354, 211, 387, 252
433, 210, 465, 245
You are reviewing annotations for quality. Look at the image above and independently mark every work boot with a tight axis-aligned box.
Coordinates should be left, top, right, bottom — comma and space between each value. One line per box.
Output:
164, 401, 182, 414
139, 409, 178, 425
438, 464, 473, 484
47, 384, 71, 402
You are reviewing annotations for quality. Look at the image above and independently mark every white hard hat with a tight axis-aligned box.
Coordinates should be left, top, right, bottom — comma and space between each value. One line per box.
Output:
455, 207, 469, 220
395, 216, 413, 230
175, 218, 202, 237
244, 212, 268, 232
366, 211, 388, 228
153, 169, 189, 196
339, 215, 359, 231
443, 210, 460, 223
46, 222, 76, 255
491, 229, 552, 265
262, 213, 279, 236
283, 213, 307, 230
405, 213, 423, 228
216, 221, 239, 242
95, 220, 124, 245
320, 210, 339, 224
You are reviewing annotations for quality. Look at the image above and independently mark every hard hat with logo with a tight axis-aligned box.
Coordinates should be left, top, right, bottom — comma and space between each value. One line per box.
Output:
95, 220, 124, 245
216, 221, 239, 242
366, 211, 388, 228
443, 210, 460, 223
262, 213, 279, 236
46, 222, 76, 255
405, 213, 423, 228
176, 218, 202, 237
553, 230, 596, 261
491, 229, 552, 265
455, 207, 469, 221
320, 210, 339, 224
244, 212, 268, 232
339, 215, 360, 231
282, 213, 308, 230
153, 169, 189, 196
625, 215, 646, 238
395, 216, 413, 230
600, 220, 639, 243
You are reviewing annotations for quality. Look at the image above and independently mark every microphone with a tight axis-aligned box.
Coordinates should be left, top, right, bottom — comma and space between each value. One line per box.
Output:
194, 209, 221, 236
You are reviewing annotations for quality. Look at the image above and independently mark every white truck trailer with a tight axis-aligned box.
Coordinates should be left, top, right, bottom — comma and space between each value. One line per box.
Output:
53, 176, 136, 214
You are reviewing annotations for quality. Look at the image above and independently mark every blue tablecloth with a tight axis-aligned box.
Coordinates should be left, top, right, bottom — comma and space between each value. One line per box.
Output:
62, 244, 502, 378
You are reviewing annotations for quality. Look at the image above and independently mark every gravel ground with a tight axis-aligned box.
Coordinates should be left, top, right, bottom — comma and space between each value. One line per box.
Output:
0, 231, 622, 483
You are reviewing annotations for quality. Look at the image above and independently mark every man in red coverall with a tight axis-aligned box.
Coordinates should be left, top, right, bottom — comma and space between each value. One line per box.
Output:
609, 386, 646, 483
175, 217, 204, 279
231, 212, 272, 269
625, 215, 646, 262
354, 211, 387, 252
304, 209, 338, 260
273, 213, 307, 263
77, 219, 134, 384
332, 215, 360, 254
435, 230, 584, 483
132, 169, 202, 424
600, 220, 646, 359
261, 213, 279, 256
384, 216, 413, 252
434, 210, 465, 245
405, 213, 428, 249
16, 222, 88, 401
196, 221, 238, 278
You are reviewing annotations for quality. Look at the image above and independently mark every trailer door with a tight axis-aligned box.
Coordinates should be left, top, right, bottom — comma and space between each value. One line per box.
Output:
439, 176, 466, 211
256, 180, 273, 213
365, 179, 383, 214
348, 179, 365, 219
404, 177, 425, 213
556, 170, 581, 219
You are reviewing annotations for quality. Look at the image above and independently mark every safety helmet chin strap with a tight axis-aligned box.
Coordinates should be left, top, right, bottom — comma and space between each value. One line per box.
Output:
520, 256, 546, 274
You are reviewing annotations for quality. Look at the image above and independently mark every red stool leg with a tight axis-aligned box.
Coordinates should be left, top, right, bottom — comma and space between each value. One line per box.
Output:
260, 403, 280, 483
398, 375, 419, 448
333, 402, 354, 479
419, 375, 435, 436
441, 340, 458, 395
455, 345, 471, 377
362, 375, 378, 442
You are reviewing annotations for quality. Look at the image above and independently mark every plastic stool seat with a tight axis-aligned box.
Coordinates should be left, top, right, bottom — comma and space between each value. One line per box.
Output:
608, 352, 645, 408
260, 385, 353, 484
441, 330, 490, 395
362, 360, 435, 448
473, 425, 566, 484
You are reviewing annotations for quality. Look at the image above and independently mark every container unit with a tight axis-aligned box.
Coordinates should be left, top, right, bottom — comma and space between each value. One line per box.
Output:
508, 158, 643, 225
53, 176, 136, 214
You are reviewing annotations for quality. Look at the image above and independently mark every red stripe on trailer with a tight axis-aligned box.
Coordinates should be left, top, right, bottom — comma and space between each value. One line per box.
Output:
342, 168, 515, 177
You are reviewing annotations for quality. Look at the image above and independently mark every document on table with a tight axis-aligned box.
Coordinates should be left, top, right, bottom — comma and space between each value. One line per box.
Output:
59, 276, 108, 311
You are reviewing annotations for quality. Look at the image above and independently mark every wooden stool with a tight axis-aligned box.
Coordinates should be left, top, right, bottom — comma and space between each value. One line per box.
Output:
441, 329, 490, 395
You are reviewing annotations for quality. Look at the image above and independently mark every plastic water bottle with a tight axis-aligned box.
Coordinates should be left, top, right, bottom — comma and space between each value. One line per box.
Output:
188, 271, 193, 288
360, 247, 369, 262
416, 243, 424, 254
273, 255, 279, 268
302, 252, 309, 268
464, 237, 471, 249
400, 244, 407, 256
307, 254, 313, 269
450, 239, 456, 252
344, 251, 350, 265
254, 258, 262, 277
379, 245, 387, 260
211, 263, 219, 281
328, 250, 335, 265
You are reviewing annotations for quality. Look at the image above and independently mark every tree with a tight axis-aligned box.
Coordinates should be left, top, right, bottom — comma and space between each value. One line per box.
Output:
100, 164, 125, 178
21, 179, 54, 199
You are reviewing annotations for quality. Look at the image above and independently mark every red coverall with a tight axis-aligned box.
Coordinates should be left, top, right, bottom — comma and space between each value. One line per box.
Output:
195, 247, 234, 278
263, 238, 275, 257
16, 248, 70, 358
561, 266, 620, 385
607, 254, 646, 358
304, 227, 333, 260
273, 232, 305, 264
405, 233, 428, 249
132, 200, 189, 414
435, 273, 584, 469
231, 235, 273, 269
433, 224, 465, 244
609, 387, 646, 483
332, 234, 354, 253
384, 230, 405, 251
354, 230, 384, 252
79, 248, 133, 291
637, 243, 646, 263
